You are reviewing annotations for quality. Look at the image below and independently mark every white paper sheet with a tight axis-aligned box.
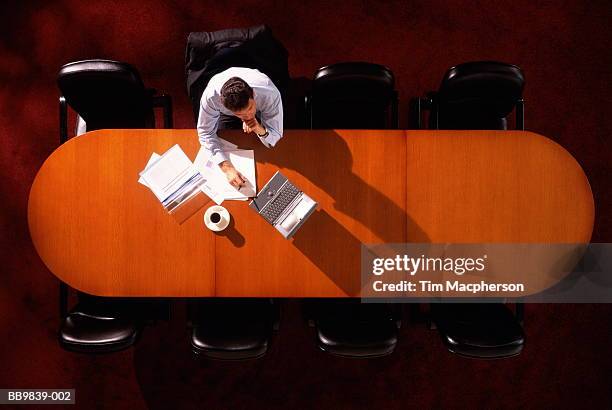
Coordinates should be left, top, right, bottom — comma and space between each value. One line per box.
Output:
138, 152, 161, 188
225, 149, 256, 199
193, 143, 257, 202
139, 145, 199, 203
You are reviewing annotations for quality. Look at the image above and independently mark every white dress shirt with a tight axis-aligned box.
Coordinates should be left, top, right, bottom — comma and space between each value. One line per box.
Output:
197, 67, 283, 164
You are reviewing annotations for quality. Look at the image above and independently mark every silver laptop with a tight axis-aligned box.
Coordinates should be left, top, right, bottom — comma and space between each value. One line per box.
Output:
249, 171, 317, 238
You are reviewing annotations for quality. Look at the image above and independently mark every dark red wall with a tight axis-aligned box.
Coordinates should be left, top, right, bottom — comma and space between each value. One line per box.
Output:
1, 1, 611, 409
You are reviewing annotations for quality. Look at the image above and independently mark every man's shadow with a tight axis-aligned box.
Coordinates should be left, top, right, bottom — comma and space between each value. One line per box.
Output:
222, 128, 429, 296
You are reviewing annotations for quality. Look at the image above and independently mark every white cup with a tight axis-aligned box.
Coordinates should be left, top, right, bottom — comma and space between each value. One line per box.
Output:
204, 205, 230, 232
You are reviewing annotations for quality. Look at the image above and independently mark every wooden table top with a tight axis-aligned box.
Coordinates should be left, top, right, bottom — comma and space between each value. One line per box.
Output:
28, 129, 594, 297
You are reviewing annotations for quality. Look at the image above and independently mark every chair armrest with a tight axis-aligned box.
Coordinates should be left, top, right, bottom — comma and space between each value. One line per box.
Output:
152, 94, 173, 129
411, 94, 435, 130
515, 98, 525, 130
425, 92, 439, 129
391, 90, 399, 129
304, 94, 312, 129
59, 96, 68, 144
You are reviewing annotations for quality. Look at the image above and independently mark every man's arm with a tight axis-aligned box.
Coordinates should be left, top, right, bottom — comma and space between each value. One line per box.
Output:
197, 96, 245, 188
258, 93, 283, 148
197, 97, 229, 165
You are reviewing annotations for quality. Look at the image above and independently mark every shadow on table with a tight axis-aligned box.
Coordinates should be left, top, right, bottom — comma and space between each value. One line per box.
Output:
256, 130, 429, 243
291, 209, 363, 295
214, 214, 245, 247
253, 130, 429, 294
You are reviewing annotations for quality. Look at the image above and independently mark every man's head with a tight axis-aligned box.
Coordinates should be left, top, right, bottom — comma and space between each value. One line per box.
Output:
220, 77, 256, 120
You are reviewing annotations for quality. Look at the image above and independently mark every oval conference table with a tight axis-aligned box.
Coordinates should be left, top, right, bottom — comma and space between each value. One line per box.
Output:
28, 130, 594, 297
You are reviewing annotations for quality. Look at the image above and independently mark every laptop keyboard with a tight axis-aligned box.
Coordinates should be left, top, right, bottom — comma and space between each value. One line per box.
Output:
260, 182, 300, 223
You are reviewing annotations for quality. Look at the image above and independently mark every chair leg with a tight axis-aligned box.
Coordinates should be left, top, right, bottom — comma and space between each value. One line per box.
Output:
152, 95, 174, 129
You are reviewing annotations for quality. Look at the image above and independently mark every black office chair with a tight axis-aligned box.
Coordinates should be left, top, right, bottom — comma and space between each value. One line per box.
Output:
59, 295, 142, 353
306, 62, 399, 129
58, 59, 172, 143
190, 299, 279, 360
431, 303, 524, 359
185, 25, 289, 123
310, 300, 399, 358
185, 27, 287, 359
414, 61, 524, 130
56, 59, 173, 353
302, 62, 400, 358
415, 61, 526, 358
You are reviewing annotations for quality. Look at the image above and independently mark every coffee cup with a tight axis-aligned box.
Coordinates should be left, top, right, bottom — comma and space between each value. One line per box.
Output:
204, 205, 230, 232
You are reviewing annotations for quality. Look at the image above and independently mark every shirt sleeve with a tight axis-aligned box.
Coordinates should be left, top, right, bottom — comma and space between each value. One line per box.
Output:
258, 91, 283, 148
197, 94, 229, 165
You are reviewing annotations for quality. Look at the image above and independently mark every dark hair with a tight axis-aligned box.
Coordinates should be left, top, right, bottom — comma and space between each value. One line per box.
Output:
220, 77, 253, 111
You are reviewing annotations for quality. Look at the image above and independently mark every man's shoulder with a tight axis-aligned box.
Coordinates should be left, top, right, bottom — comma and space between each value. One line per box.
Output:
202, 71, 228, 103
215, 67, 273, 85
204, 67, 276, 103
201, 84, 219, 103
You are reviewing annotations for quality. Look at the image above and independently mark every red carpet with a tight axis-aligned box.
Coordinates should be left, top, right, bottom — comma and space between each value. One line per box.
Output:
0, 1, 611, 408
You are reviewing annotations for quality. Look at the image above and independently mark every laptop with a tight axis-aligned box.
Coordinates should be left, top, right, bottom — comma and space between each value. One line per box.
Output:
249, 171, 317, 239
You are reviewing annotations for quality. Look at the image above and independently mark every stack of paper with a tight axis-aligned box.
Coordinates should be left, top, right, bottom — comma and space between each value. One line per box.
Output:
139, 144, 204, 213
193, 137, 257, 204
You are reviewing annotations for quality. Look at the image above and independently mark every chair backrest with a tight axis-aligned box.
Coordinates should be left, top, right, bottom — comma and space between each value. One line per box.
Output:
310, 62, 396, 129
57, 59, 153, 131
434, 61, 524, 130
185, 25, 289, 122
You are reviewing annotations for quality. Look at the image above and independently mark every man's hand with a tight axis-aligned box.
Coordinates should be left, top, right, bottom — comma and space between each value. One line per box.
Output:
219, 160, 246, 189
242, 117, 266, 136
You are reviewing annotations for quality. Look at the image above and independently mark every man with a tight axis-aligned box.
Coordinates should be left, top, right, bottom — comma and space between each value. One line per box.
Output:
197, 67, 283, 188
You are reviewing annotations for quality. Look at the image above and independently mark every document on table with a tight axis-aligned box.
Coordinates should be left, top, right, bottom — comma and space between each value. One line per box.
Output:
193, 140, 257, 203
138, 153, 161, 188
139, 144, 203, 210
